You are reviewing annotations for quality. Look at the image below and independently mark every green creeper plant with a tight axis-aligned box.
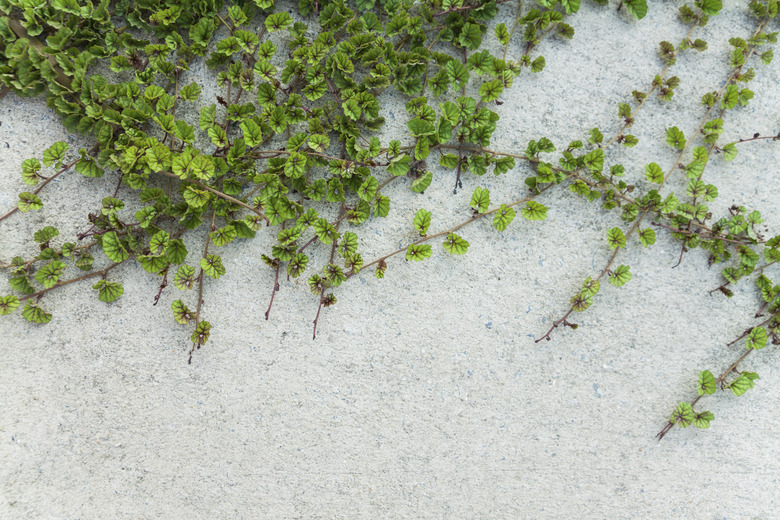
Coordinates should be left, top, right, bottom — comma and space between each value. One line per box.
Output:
0, 0, 779, 439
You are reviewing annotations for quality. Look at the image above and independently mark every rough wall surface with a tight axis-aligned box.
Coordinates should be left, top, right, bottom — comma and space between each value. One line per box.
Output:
1, 1, 780, 518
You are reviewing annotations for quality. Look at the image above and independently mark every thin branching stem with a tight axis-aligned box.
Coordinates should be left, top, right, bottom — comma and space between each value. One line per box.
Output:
16, 261, 125, 303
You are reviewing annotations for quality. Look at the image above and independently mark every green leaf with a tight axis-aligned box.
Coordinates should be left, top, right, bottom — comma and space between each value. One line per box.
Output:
265, 12, 293, 32
583, 149, 604, 173
357, 176, 379, 202
149, 231, 171, 255
18, 192, 43, 212
34, 226, 59, 244
479, 79, 504, 103
670, 402, 694, 428
0, 295, 20, 315
175, 120, 196, 143
174, 265, 196, 290
183, 186, 211, 208
458, 23, 482, 51
721, 143, 738, 161
693, 411, 715, 429
101, 232, 129, 263
666, 126, 686, 150
638, 228, 656, 247
407, 118, 435, 137
34, 260, 66, 289
166, 239, 188, 264
172, 300, 193, 324
493, 205, 516, 232
697, 370, 717, 396
210, 225, 238, 247
561, 0, 581, 14
406, 244, 432, 261
531, 56, 546, 73
22, 302, 52, 324
374, 195, 390, 217
728, 371, 759, 396
414, 209, 432, 235
308, 134, 330, 153
470, 187, 490, 213
287, 253, 309, 278
607, 227, 626, 249
521, 201, 547, 221
618, 133, 639, 148
240, 120, 263, 147
313, 218, 337, 245
581, 277, 601, 298
645, 163, 664, 184
138, 254, 168, 275
42, 141, 68, 167
625, 0, 648, 19
410, 171, 433, 193
208, 125, 228, 147
92, 280, 124, 302
571, 293, 593, 312
387, 154, 412, 176
589, 128, 603, 145
337, 232, 358, 258
200, 254, 226, 279
443, 233, 469, 254
10, 274, 35, 295
21, 158, 42, 185
746, 327, 767, 350
101, 197, 124, 215
180, 82, 202, 102
284, 152, 307, 179
608, 265, 632, 287
495, 23, 510, 45
695, 0, 722, 16
721, 84, 738, 109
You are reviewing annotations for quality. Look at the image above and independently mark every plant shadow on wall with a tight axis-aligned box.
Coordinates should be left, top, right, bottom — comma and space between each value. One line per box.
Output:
0, 0, 779, 440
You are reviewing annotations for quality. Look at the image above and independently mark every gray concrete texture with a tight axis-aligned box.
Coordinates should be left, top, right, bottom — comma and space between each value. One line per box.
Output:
1, 1, 780, 518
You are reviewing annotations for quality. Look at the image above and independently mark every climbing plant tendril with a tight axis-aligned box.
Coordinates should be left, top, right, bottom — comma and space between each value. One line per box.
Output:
0, 0, 778, 440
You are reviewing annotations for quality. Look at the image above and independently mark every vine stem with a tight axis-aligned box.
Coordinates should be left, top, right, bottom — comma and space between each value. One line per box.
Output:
656, 313, 777, 440
603, 14, 702, 150
535, 208, 649, 342
264, 260, 281, 321
16, 261, 125, 303
76, 175, 124, 240
313, 204, 346, 339
0, 144, 99, 224
190, 211, 216, 364
349, 174, 574, 278
650, 221, 757, 246
538, 14, 771, 342
156, 170, 269, 223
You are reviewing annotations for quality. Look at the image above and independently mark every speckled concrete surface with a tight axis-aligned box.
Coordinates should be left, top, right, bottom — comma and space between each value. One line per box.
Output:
1, 1, 780, 518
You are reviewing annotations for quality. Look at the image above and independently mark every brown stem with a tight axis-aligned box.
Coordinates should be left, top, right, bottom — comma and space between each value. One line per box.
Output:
350, 174, 574, 278
312, 204, 346, 339
189, 211, 216, 363
17, 261, 125, 303
657, 314, 777, 440
156, 171, 269, 223
264, 261, 281, 321
152, 267, 169, 306
312, 297, 325, 340
657, 348, 755, 441
535, 309, 574, 344
0, 145, 98, 224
